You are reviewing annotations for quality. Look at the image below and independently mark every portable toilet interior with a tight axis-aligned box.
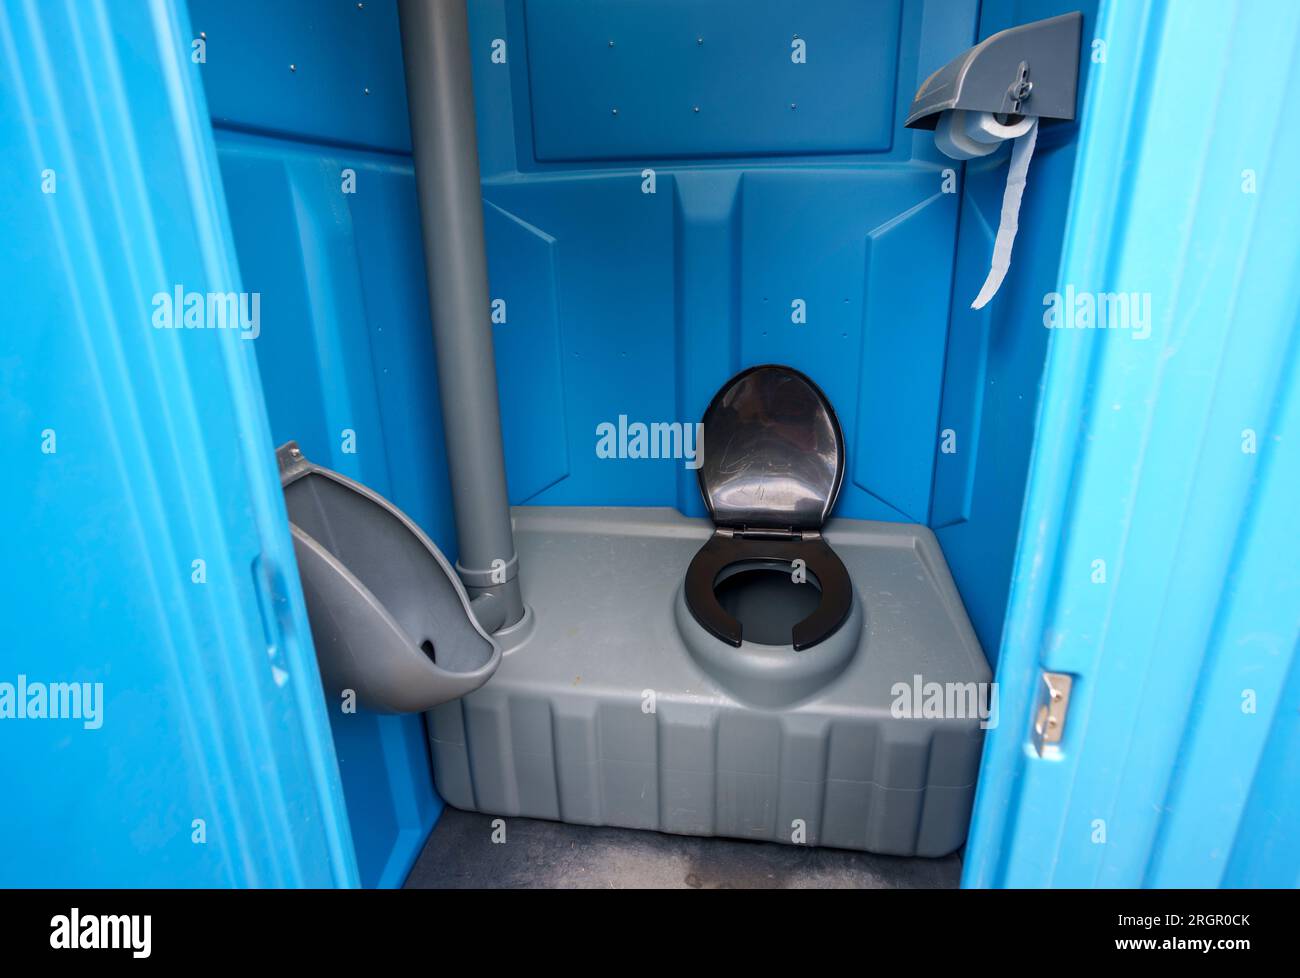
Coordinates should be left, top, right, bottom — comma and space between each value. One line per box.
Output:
183, 0, 1096, 887
14, 0, 1297, 892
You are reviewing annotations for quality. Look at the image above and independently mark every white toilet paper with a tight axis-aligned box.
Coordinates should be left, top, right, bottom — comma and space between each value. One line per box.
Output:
933, 110, 1033, 160
930, 110, 1040, 308
962, 110, 1034, 145
934, 110, 999, 161
970, 117, 1038, 310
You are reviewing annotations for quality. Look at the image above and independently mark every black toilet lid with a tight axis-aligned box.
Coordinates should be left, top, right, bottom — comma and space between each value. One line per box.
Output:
698, 365, 845, 531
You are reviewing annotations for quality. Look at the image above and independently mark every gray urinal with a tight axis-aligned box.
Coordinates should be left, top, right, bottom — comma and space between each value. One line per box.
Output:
277, 442, 500, 713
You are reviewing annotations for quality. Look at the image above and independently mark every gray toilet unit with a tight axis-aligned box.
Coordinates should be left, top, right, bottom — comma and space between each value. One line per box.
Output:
284, 366, 991, 855
426, 366, 991, 856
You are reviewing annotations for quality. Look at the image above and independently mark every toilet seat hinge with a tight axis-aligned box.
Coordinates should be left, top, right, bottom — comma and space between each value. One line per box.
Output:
719, 525, 813, 541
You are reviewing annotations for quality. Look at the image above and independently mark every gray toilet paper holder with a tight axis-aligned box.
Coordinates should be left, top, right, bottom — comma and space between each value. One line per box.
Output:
905, 11, 1083, 130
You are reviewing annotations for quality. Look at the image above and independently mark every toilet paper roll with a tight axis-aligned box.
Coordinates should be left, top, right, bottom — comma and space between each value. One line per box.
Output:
971, 117, 1039, 310
933, 110, 999, 161
961, 110, 1034, 145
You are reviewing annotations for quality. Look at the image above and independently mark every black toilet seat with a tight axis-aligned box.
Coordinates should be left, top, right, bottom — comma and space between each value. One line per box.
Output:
685, 531, 853, 651
685, 364, 852, 651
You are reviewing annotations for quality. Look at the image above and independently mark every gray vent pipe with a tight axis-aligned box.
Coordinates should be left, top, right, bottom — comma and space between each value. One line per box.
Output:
397, 0, 523, 631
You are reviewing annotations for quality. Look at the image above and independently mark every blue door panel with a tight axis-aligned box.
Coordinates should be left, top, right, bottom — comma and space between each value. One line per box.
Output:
0, 0, 356, 887
965, 0, 1300, 889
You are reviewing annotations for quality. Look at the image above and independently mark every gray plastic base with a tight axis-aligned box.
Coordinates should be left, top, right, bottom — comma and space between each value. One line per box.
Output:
429, 507, 991, 856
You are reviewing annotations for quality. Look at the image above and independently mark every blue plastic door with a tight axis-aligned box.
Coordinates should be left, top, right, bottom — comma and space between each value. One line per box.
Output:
0, 0, 357, 886
964, 0, 1300, 888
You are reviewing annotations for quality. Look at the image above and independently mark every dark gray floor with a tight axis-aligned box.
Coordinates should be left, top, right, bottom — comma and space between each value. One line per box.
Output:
405, 808, 962, 889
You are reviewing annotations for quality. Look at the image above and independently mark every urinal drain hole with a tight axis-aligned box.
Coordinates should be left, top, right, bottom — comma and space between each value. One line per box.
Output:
420, 639, 437, 665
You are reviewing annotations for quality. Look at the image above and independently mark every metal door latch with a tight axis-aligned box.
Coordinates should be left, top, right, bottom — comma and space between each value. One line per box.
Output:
1032, 670, 1073, 756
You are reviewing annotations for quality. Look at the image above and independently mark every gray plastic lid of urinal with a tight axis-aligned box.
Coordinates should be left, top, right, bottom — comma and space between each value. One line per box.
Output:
697, 364, 845, 532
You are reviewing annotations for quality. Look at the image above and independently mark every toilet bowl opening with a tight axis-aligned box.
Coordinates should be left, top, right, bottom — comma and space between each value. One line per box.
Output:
713, 559, 822, 647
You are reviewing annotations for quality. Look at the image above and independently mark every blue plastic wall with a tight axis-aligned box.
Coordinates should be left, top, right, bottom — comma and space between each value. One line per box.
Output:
0, 0, 356, 887
935, 0, 1099, 659
186, 0, 1093, 882
473, 0, 1093, 666
479, 0, 974, 527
